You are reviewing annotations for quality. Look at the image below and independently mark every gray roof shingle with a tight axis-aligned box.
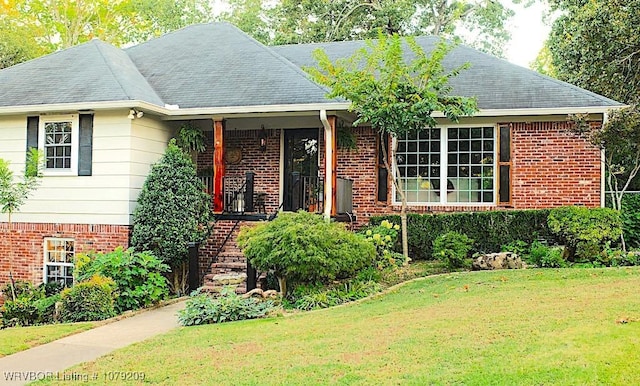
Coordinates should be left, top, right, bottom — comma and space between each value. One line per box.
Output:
0, 40, 163, 107
272, 37, 622, 110
125, 23, 335, 108
0, 22, 623, 111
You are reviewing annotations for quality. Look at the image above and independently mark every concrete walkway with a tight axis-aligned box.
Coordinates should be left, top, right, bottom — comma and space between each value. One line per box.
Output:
0, 300, 185, 386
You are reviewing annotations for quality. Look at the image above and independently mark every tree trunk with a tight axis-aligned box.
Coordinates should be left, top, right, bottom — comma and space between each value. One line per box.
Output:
379, 132, 410, 261
277, 276, 287, 297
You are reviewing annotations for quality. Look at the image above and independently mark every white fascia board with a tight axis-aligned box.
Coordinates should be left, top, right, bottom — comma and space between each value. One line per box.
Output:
0, 100, 625, 118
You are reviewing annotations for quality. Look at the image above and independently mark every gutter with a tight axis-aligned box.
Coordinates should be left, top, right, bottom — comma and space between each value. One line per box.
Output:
320, 109, 332, 220
0, 100, 626, 118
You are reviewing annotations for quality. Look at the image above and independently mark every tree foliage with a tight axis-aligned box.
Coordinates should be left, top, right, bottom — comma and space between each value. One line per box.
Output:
131, 140, 213, 292
570, 108, 640, 212
307, 33, 477, 260
0, 149, 43, 223
237, 211, 376, 296
220, 0, 535, 56
545, 0, 640, 104
0, 0, 213, 68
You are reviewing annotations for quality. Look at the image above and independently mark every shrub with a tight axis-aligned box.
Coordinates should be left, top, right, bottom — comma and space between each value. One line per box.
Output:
528, 241, 567, 268
0, 281, 62, 327
1, 297, 40, 327
501, 240, 529, 257
432, 232, 474, 269
288, 280, 382, 311
131, 139, 213, 294
60, 276, 117, 322
371, 209, 553, 260
359, 219, 407, 269
76, 247, 170, 313
177, 287, 277, 326
617, 193, 640, 248
237, 211, 376, 295
548, 206, 622, 262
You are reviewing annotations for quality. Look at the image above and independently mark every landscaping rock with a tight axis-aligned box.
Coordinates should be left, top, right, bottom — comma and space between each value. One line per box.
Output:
262, 290, 279, 299
472, 252, 523, 270
243, 288, 264, 299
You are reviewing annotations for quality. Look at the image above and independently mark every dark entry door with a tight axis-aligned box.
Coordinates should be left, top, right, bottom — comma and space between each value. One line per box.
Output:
283, 129, 319, 211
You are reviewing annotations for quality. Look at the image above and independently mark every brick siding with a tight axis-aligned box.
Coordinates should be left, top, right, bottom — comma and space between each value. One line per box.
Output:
0, 223, 130, 300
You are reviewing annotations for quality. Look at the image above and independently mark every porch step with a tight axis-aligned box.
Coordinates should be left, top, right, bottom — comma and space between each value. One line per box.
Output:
215, 253, 246, 263
210, 262, 246, 270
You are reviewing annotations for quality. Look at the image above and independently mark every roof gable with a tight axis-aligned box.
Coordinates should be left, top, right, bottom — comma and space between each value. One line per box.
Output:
273, 37, 622, 110
125, 23, 336, 109
0, 40, 163, 108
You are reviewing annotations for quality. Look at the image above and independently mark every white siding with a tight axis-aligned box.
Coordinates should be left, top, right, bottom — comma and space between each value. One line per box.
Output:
0, 110, 172, 225
128, 116, 173, 221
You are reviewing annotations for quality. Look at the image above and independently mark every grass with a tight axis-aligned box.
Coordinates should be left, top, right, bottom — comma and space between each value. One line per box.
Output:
37, 267, 640, 385
0, 322, 94, 357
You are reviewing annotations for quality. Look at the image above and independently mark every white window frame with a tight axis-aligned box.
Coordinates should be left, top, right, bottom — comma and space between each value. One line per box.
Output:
392, 124, 498, 206
39, 114, 79, 176
43, 237, 75, 286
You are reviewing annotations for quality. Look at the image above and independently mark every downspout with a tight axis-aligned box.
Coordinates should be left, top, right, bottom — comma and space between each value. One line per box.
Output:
320, 110, 332, 220
601, 112, 608, 208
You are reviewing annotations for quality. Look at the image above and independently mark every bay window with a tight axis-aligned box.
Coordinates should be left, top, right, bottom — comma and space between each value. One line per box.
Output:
395, 126, 496, 205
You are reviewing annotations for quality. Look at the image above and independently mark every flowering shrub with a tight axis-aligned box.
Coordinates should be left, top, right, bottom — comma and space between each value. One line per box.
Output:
360, 220, 408, 269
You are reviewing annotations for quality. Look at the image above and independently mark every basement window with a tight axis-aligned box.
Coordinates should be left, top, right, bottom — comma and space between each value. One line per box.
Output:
43, 238, 75, 286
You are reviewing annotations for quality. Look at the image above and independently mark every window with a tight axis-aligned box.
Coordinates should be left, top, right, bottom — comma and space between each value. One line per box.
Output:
395, 126, 495, 205
43, 238, 74, 286
38, 115, 79, 175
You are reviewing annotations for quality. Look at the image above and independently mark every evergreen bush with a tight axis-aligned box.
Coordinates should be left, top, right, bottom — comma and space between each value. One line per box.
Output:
548, 206, 622, 262
131, 139, 213, 294
432, 232, 474, 269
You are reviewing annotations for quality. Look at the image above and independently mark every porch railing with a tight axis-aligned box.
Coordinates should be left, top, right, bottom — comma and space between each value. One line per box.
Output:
198, 173, 214, 195
223, 172, 255, 213
288, 173, 323, 213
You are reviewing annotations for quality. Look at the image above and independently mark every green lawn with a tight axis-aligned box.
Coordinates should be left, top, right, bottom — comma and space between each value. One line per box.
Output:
0, 322, 94, 357
42, 268, 640, 385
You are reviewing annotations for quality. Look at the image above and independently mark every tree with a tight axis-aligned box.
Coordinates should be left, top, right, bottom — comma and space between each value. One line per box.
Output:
0, 148, 43, 300
0, 149, 43, 224
131, 140, 213, 295
569, 107, 640, 250
306, 34, 478, 260
220, 0, 536, 57
545, 0, 640, 104
0, 0, 214, 66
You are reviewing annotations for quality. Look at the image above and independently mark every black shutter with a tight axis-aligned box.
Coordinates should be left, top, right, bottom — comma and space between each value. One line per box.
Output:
377, 133, 389, 202
26, 116, 39, 151
498, 124, 512, 205
78, 114, 94, 176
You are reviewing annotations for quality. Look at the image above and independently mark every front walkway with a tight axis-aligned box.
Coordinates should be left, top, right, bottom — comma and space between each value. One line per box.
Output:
0, 300, 185, 386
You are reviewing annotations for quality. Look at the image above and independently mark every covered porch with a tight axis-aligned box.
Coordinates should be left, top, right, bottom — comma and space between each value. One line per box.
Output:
187, 111, 355, 222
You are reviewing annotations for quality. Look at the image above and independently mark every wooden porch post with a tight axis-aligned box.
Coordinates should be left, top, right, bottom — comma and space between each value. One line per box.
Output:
213, 119, 225, 213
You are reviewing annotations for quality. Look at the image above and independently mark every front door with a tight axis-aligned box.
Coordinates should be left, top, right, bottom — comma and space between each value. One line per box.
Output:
283, 129, 319, 211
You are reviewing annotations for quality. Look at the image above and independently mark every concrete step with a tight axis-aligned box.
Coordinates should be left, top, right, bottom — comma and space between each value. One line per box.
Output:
200, 284, 247, 295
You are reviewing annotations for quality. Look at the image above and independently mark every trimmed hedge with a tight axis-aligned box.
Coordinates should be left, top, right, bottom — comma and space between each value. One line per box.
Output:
606, 193, 640, 248
371, 210, 554, 260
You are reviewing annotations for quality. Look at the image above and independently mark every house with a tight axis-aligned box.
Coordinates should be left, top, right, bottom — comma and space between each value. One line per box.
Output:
0, 22, 622, 292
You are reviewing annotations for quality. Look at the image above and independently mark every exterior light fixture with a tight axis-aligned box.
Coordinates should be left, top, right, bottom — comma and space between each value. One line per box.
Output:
259, 125, 267, 152
128, 109, 144, 119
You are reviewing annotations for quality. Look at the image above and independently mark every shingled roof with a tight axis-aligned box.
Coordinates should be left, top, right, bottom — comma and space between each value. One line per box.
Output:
0, 39, 163, 108
273, 37, 622, 110
0, 22, 623, 112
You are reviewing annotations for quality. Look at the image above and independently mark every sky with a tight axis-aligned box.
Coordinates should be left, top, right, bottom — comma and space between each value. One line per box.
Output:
505, 2, 552, 68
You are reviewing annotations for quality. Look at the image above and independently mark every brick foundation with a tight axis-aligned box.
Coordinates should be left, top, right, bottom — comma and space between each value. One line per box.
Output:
0, 223, 130, 300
